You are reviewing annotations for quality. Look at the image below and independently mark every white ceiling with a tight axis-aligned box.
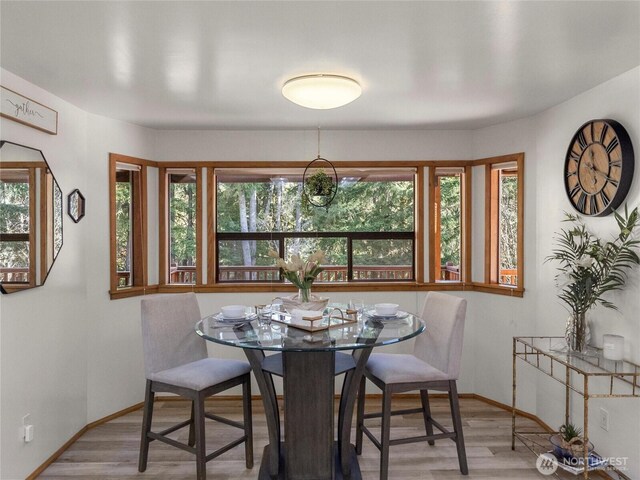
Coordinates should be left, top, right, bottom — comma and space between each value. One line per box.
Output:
1, 1, 639, 130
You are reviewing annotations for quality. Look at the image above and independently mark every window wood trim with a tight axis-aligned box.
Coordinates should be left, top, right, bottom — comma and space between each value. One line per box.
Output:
428, 167, 436, 283
28, 167, 36, 287
481, 152, 525, 290
207, 167, 216, 285
109, 153, 150, 296
158, 166, 167, 285
212, 164, 419, 285
415, 167, 425, 284
159, 166, 202, 287
463, 165, 472, 283
428, 163, 470, 284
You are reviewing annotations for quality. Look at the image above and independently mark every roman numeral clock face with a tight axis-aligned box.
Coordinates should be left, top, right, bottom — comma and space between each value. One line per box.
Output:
564, 119, 634, 216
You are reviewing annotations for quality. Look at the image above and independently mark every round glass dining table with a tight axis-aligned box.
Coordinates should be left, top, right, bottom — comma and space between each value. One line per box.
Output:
196, 304, 425, 480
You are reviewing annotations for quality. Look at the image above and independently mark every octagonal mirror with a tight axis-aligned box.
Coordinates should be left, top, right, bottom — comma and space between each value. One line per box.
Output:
0, 141, 63, 293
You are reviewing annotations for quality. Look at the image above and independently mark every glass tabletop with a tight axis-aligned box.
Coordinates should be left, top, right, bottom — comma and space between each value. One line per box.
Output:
195, 303, 426, 352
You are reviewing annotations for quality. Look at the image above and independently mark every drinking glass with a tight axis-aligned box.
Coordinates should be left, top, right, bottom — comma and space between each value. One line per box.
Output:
256, 304, 272, 327
349, 298, 365, 316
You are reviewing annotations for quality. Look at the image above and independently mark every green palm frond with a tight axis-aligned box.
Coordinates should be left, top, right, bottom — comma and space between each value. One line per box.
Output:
546, 206, 640, 314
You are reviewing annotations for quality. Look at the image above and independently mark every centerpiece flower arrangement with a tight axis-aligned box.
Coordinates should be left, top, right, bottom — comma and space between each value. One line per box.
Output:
546, 206, 640, 352
268, 249, 325, 303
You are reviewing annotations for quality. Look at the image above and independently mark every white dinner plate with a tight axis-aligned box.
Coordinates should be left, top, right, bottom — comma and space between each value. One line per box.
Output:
213, 312, 258, 323
364, 310, 410, 320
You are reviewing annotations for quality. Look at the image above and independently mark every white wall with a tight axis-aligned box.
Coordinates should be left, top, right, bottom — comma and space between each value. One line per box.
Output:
0, 68, 156, 479
472, 65, 640, 478
154, 129, 473, 162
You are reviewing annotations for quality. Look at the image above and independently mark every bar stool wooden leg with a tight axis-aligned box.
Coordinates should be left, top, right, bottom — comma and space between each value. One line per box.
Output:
188, 400, 195, 447
355, 375, 366, 455
242, 377, 254, 468
194, 392, 207, 480
138, 380, 154, 472
448, 380, 468, 475
420, 389, 435, 446
380, 386, 392, 480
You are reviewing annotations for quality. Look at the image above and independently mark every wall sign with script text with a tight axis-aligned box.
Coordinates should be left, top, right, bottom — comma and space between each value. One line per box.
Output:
0, 86, 58, 135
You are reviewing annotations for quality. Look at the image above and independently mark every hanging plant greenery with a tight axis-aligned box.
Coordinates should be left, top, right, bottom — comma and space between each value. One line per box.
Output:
302, 157, 339, 211
306, 168, 335, 196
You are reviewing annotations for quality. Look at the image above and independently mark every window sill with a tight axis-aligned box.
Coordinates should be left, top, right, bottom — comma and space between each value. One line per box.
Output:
471, 282, 524, 297
109, 285, 159, 300
109, 281, 522, 298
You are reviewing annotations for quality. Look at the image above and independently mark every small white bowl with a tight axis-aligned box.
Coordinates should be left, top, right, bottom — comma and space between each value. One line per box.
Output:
375, 303, 399, 316
221, 305, 246, 319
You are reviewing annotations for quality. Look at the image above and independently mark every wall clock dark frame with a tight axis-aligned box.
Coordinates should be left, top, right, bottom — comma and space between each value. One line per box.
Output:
564, 119, 634, 217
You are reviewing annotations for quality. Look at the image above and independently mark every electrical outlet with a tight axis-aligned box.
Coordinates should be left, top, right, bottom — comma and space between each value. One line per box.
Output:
22, 414, 33, 442
23, 424, 34, 442
599, 408, 609, 431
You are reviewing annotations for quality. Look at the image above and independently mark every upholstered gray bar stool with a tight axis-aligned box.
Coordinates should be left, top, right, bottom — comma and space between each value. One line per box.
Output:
138, 293, 253, 480
356, 291, 468, 479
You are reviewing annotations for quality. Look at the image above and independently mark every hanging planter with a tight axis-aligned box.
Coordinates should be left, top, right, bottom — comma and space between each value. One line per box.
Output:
303, 157, 338, 209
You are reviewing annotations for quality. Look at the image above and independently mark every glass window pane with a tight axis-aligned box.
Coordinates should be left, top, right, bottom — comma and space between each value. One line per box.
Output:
115, 170, 132, 287
0, 171, 30, 234
215, 167, 416, 284
284, 237, 348, 282
216, 168, 414, 234
437, 175, 461, 282
499, 172, 518, 285
168, 172, 197, 284
352, 239, 413, 280
0, 241, 29, 283
218, 239, 279, 282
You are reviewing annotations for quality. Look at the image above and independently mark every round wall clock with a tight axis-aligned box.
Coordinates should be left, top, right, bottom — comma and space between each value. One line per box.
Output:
564, 119, 634, 217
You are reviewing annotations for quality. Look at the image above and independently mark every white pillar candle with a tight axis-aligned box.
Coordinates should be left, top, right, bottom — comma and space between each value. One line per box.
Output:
602, 334, 624, 361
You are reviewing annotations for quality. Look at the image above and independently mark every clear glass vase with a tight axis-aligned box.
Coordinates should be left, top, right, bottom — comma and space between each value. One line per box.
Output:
298, 287, 311, 303
565, 311, 591, 353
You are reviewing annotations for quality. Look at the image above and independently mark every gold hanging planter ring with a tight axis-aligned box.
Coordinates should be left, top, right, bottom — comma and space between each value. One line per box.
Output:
302, 156, 339, 209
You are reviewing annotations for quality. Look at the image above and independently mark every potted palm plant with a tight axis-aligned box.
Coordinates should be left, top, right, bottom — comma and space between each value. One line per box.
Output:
546, 206, 640, 353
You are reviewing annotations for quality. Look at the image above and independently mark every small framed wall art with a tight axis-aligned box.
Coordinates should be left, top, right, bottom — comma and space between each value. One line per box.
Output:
67, 189, 86, 223
1, 85, 58, 135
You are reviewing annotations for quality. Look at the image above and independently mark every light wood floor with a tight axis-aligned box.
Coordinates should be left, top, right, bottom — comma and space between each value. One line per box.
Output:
38, 396, 572, 479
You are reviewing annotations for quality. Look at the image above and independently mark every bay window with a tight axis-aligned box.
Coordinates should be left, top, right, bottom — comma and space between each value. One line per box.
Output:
107, 154, 524, 298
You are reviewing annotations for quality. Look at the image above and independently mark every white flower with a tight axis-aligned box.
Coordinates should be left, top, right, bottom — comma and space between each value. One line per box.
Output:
267, 249, 279, 258
290, 254, 304, 271
575, 255, 594, 269
309, 250, 325, 264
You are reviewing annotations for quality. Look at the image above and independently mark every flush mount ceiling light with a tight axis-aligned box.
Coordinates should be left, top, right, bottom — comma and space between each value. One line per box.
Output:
282, 74, 361, 109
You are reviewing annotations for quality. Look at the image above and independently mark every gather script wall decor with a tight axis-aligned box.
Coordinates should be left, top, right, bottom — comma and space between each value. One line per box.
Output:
0, 85, 58, 135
